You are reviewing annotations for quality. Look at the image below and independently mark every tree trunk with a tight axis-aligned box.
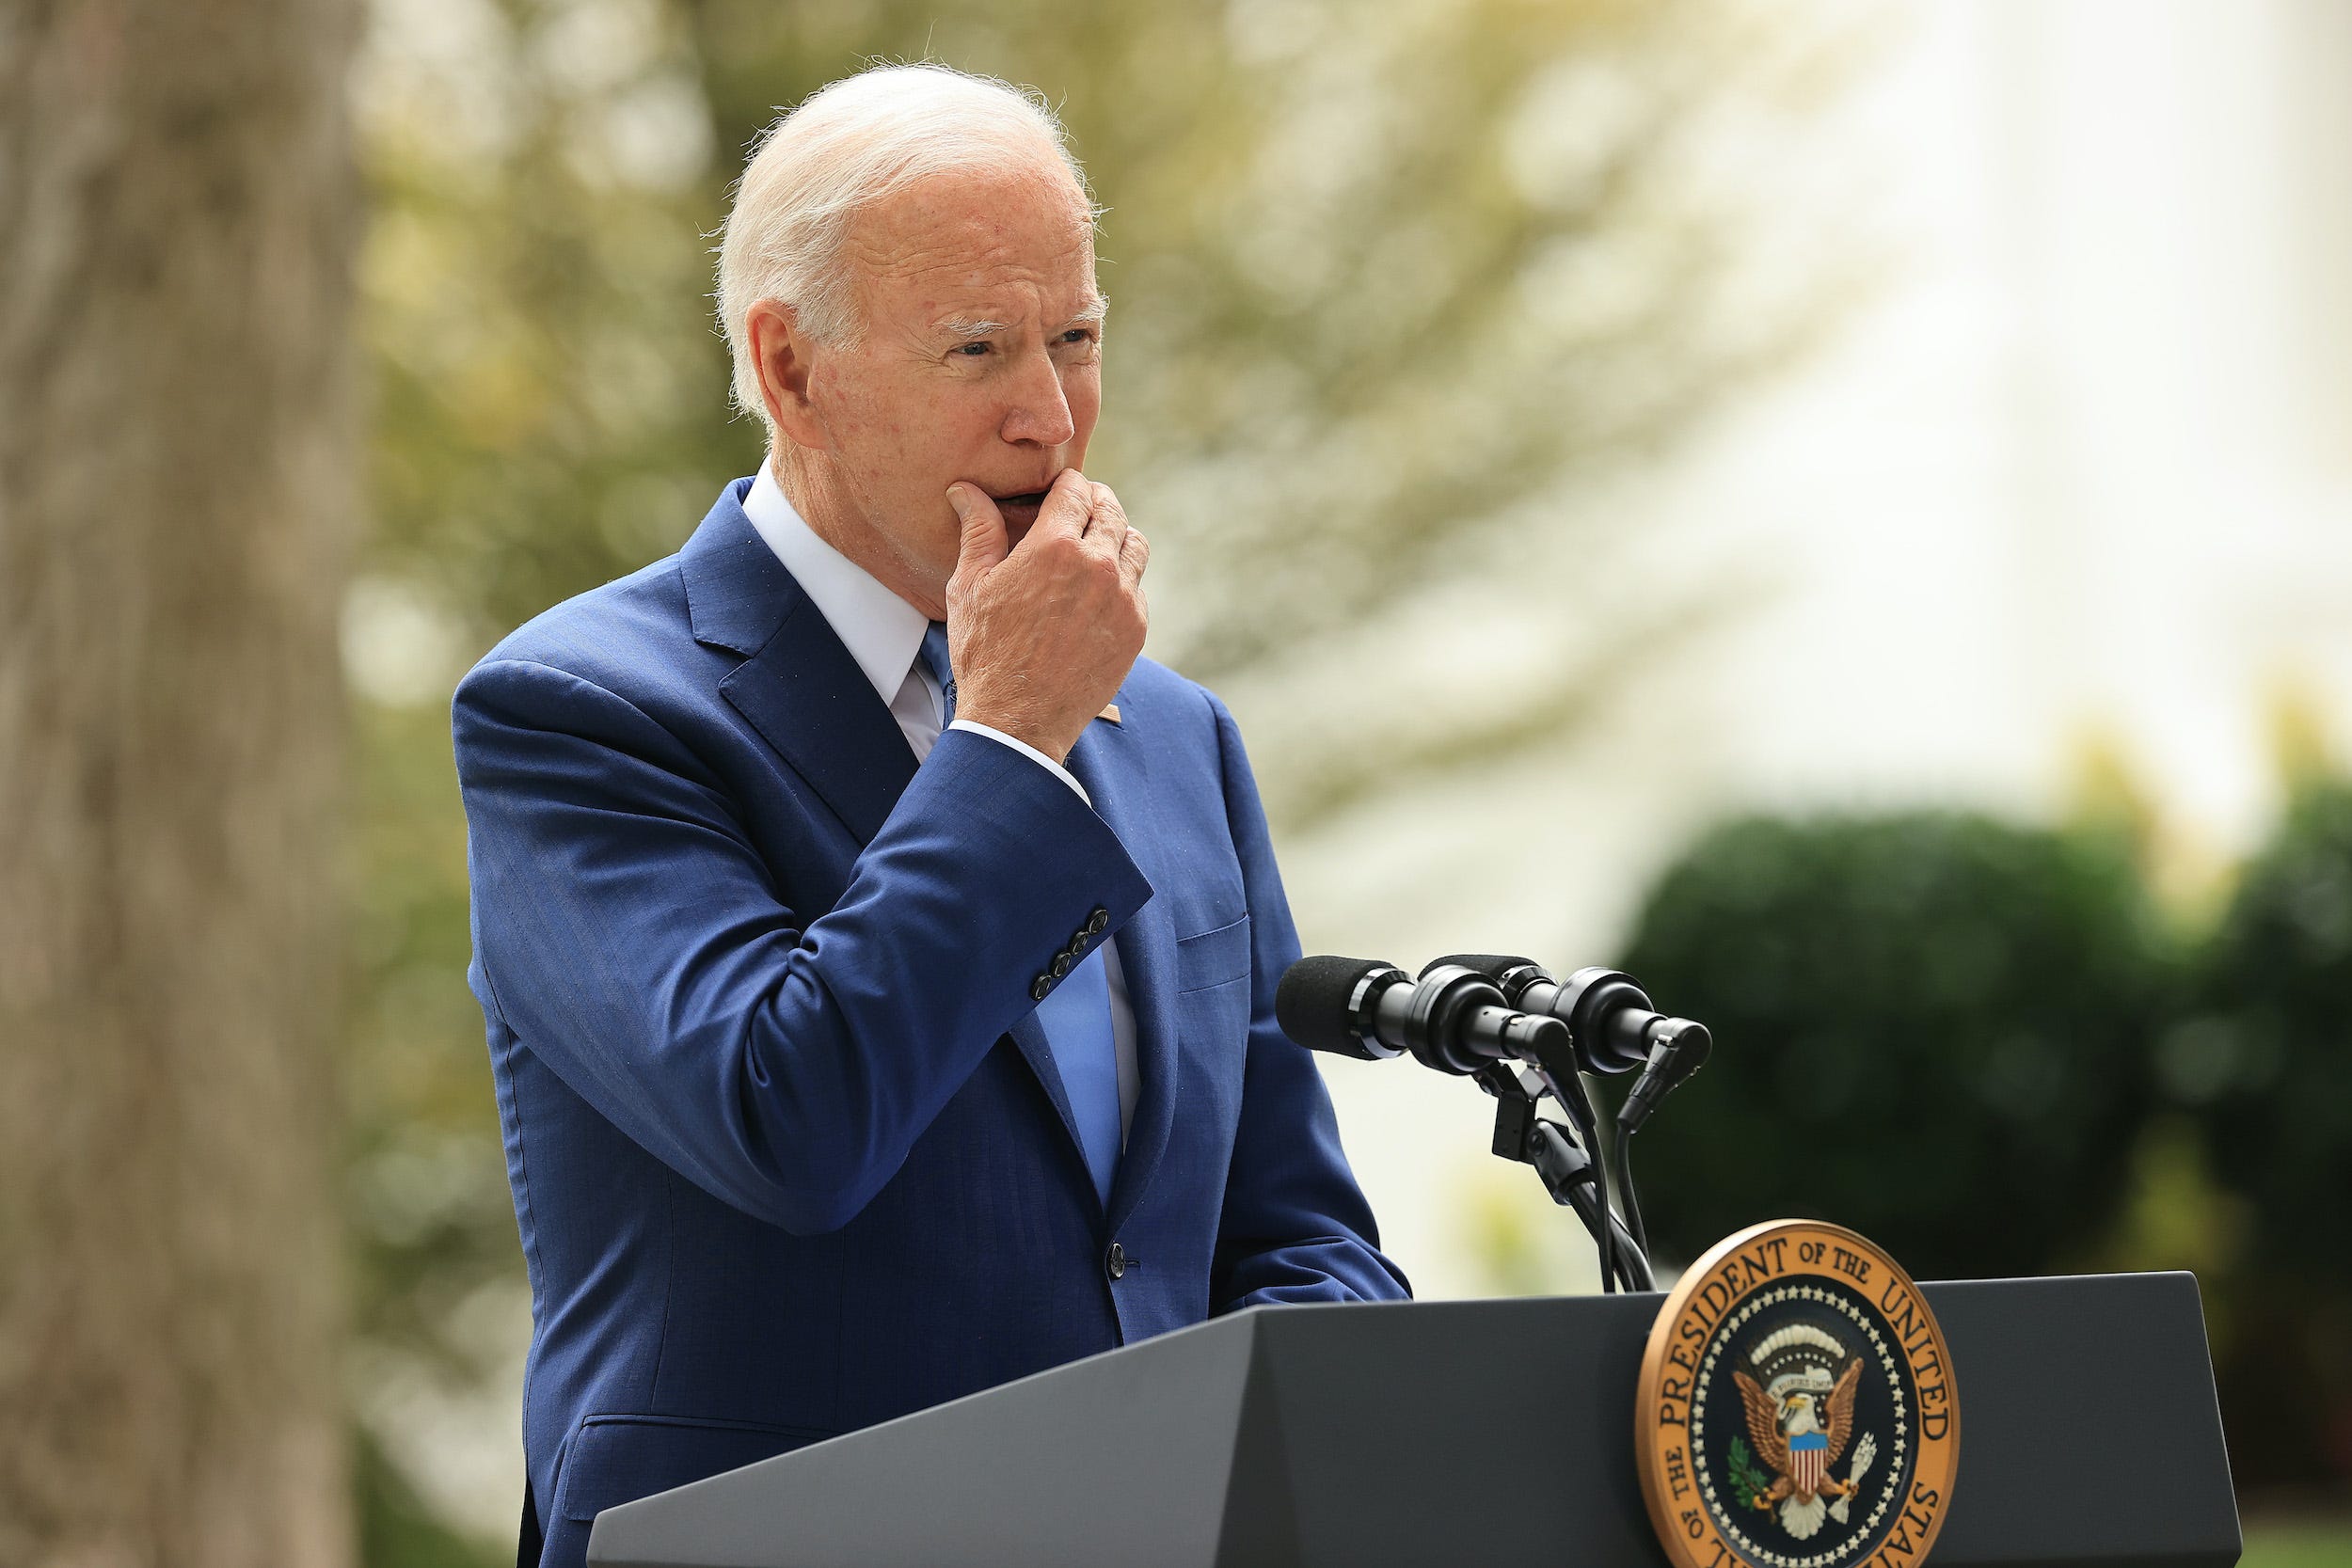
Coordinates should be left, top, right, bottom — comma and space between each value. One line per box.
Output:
0, 0, 360, 1561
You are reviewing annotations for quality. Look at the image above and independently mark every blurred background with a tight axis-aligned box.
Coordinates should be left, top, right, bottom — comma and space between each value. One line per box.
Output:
5, 0, 2350, 1562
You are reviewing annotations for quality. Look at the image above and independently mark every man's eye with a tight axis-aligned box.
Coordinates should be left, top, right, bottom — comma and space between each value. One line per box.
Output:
1059, 328, 1096, 345
953, 341, 992, 357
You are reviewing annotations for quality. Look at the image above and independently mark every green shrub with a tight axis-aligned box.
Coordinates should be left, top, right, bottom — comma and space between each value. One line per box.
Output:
1616, 811, 2173, 1281
2176, 781, 2352, 1493
2181, 783, 2352, 1278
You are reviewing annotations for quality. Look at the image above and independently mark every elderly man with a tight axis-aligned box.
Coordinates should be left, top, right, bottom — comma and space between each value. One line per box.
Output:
453, 62, 1408, 1565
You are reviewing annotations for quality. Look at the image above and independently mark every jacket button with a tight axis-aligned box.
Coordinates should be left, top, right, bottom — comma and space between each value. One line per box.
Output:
1088, 908, 1110, 936
1071, 927, 1094, 953
1051, 953, 1074, 980
1104, 1241, 1127, 1280
1030, 974, 1053, 1002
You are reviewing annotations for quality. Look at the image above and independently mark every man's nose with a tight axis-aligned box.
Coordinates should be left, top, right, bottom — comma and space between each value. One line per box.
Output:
999, 346, 1076, 448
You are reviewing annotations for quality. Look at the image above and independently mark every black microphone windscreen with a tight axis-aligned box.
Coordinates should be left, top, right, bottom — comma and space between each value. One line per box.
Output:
1423, 954, 1535, 979
1276, 955, 1390, 1056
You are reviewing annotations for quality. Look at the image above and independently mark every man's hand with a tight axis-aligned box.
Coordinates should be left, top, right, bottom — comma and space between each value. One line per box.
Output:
944, 468, 1149, 763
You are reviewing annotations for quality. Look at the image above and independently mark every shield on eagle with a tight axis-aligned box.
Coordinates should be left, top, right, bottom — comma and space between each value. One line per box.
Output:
1789, 1429, 1829, 1495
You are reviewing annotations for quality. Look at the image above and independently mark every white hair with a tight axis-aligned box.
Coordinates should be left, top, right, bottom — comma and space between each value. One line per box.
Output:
716, 63, 1100, 436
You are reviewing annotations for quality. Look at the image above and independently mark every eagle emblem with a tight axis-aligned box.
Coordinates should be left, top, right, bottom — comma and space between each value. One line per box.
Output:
1731, 1323, 1882, 1541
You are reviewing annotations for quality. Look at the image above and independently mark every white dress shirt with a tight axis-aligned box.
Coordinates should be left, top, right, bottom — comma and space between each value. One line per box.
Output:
741, 464, 1138, 1141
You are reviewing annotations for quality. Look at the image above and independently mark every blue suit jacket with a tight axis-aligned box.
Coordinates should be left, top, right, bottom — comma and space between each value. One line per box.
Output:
453, 480, 1408, 1565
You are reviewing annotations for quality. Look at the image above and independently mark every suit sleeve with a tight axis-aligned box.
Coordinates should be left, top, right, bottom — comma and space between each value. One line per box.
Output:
1203, 691, 1413, 1310
453, 656, 1153, 1236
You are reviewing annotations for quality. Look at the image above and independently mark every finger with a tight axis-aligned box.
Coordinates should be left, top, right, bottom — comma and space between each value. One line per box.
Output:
946, 483, 1008, 583
1025, 467, 1094, 547
1082, 480, 1130, 560
1117, 520, 1151, 590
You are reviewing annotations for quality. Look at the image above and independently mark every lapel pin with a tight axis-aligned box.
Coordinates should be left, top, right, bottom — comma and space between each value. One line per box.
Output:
1097, 704, 1121, 725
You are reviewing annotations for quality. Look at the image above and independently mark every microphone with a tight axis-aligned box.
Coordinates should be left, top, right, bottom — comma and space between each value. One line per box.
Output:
1425, 956, 1704, 1076
1617, 1016, 1711, 1133
1284, 954, 1667, 1296
1275, 956, 1572, 1076
1428, 956, 1710, 1133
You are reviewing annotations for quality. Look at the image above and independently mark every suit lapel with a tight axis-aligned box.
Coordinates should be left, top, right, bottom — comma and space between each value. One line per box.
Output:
679, 483, 1095, 1176
1006, 1012, 1084, 1174
718, 596, 915, 846
1064, 691, 1179, 1232
682, 484, 914, 846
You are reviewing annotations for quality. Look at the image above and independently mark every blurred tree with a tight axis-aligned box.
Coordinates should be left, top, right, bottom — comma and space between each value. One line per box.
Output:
2174, 781, 2352, 1493
1615, 812, 2172, 1282
0, 0, 361, 1561
348, 0, 1863, 1545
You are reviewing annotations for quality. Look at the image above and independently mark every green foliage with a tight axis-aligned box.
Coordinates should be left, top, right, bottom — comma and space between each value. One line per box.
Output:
1617, 811, 2174, 1282
2171, 781, 2352, 1494
2177, 783, 2352, 1280
1613, 791, 2352, 1495
357, 1426, 504, 1568
346, 700, 520, 1375
2239, 1519, 2352, 1568
365, 0, 748, 641
1728, 1435, 1770, 1510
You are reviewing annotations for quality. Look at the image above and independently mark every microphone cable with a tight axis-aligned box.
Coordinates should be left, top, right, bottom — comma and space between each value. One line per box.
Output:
1606, 1110, 1650, 1269
1545, 1064, 1622, 1293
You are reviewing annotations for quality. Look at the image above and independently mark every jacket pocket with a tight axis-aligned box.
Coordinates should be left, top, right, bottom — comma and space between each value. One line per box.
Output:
554, 1411, 836, 1524
1175, 913, 1251, 993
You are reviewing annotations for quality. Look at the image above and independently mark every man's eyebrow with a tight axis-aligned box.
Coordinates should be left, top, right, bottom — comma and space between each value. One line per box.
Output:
933, 296, 1108, 340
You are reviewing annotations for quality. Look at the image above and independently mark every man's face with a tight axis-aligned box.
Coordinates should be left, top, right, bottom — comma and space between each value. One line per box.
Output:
791, 160, 1103, 596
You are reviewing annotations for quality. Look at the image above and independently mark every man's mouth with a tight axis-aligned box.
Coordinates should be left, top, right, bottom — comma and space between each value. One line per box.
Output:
992, 488, 1052, 535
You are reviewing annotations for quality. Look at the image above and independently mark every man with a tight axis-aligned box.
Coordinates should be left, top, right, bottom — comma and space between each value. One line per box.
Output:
453, 63, 1408, 1566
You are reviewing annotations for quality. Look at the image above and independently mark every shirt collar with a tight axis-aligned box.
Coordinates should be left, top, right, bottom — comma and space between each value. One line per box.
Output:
739, 461, 930, 708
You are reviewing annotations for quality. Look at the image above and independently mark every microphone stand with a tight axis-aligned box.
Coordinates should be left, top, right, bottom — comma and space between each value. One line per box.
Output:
1549, 1063, 1623, 1295
1604, 1110, 1651, 1263
1475, 1063, 1653, 1291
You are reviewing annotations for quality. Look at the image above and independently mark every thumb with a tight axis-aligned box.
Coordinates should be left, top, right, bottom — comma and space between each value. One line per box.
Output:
946, 483, 1008, 582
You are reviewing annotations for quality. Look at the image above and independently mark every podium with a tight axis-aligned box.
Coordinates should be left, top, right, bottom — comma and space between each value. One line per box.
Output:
587, 1273, 2239, 1567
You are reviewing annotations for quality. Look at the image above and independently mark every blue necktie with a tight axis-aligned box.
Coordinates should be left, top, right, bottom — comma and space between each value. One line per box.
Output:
919, 622, 957, 726
918, 624, 1121, 1206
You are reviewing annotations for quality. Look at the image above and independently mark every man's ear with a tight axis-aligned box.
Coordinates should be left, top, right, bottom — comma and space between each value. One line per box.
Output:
747, 299, 828, 451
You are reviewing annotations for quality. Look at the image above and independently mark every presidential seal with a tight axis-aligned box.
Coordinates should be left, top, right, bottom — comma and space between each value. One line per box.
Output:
1636, 1221, 1960, 1568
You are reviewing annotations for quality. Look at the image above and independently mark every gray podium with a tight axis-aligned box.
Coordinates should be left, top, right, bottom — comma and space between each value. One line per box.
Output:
588, 1273, 2239, 1567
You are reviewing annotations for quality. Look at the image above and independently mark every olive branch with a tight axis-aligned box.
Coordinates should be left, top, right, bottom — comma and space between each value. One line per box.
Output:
1727, 1436, 1774, 1509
